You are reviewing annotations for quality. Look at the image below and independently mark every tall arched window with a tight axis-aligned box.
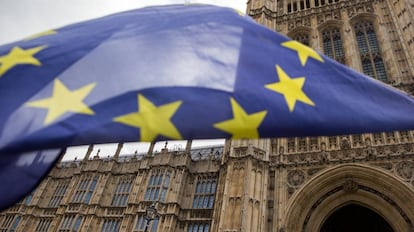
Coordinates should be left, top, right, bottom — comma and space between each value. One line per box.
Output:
322, 27, 345, 64
354, 21, 388, 82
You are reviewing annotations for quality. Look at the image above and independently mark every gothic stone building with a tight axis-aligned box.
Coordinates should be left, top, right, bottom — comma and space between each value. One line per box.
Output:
2, 0, 414, 231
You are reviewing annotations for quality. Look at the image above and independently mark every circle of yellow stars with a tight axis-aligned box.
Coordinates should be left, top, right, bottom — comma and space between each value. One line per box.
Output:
1, 27, 324, 142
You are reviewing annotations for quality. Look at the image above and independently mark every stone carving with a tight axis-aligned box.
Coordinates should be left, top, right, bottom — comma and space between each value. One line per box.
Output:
279, 146, 284, 155
404, 143, 412, 152
288, 170, 305, 187
390, 145, 398, 153
342, 180, 358, 193
320, 151, 328, 163
317, 15, 324, 24
304, 18, 311, 27
365, 138, 375, 160
340, 137, 351, 150
396, 161, 414, 179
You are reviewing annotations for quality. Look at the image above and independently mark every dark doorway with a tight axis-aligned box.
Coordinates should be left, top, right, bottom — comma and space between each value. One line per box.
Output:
320, 204, 394, 232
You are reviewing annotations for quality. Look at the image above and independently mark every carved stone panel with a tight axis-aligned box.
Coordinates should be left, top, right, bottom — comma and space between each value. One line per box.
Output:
287, 170, 305, 187
396, 161, 414, 180
342, 180, 358, 193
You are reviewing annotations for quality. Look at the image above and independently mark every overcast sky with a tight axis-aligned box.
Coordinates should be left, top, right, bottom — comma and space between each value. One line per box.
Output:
0, 0, 246, 45
0, 0, 240, 159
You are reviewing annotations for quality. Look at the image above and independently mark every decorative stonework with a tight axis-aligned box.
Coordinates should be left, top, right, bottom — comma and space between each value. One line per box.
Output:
277, 144, 413, 168
342, 180, 358, 193
347, 1, 375, 18
316, 10, 341, 25
396, 161, 414, 180
287, 170, 305, 187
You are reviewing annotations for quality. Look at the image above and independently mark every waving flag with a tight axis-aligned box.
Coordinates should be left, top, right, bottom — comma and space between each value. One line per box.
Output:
1, 4, 414, 209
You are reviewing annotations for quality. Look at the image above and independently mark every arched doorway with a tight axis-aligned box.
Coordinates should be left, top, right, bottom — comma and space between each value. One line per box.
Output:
283, 164, 414, 232
320, 204, 394, 232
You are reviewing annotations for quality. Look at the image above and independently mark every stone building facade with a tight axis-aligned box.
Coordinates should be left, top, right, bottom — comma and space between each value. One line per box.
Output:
1, 0, 414, 231
0, 143, 224, 232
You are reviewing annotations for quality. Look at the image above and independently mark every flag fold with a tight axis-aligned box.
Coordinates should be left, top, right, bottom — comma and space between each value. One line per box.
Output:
1, 4, 414, 154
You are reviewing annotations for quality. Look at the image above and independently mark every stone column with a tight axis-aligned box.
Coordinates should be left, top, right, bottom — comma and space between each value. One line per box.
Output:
148, 141, 155, 156
83, 144, 94, 161
114, 143, 123, 161
185, 140, 192, 153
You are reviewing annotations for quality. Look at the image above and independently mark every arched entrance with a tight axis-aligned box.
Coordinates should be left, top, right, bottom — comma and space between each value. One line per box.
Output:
283, 164, 414, 232
320, 204, 394, 232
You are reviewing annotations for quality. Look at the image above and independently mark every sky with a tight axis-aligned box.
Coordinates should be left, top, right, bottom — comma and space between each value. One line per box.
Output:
0, 0, 246, 45
0, 0, 242, 160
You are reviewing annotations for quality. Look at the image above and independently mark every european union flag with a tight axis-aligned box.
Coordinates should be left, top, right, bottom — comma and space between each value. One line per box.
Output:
1, 4, 414, 209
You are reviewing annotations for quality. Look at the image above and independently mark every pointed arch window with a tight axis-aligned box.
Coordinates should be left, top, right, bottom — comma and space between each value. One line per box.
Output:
292, 32, 310, 46
322, 27, 345, 64
354, 21, 388, 82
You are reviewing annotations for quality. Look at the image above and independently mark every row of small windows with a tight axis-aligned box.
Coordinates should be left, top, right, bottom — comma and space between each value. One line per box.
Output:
1, 174, 218, 232
25, 173, 216, 210
291, 20, 387, 82
1, 216, 207, 232
286, 0, 340, 13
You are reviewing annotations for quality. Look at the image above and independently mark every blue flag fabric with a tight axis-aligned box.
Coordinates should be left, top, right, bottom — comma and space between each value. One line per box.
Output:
1, 4, 414, 207
0, 149, 62, 210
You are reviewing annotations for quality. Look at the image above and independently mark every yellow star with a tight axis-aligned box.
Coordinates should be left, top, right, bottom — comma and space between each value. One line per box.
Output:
213, 98, 267, 139
24, 30, 57, 40
265, 65, 315, 112
113, 94, 183, 142
0, 46, 46, 77
281, 40, 324, 66
26, 79, 96, 125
